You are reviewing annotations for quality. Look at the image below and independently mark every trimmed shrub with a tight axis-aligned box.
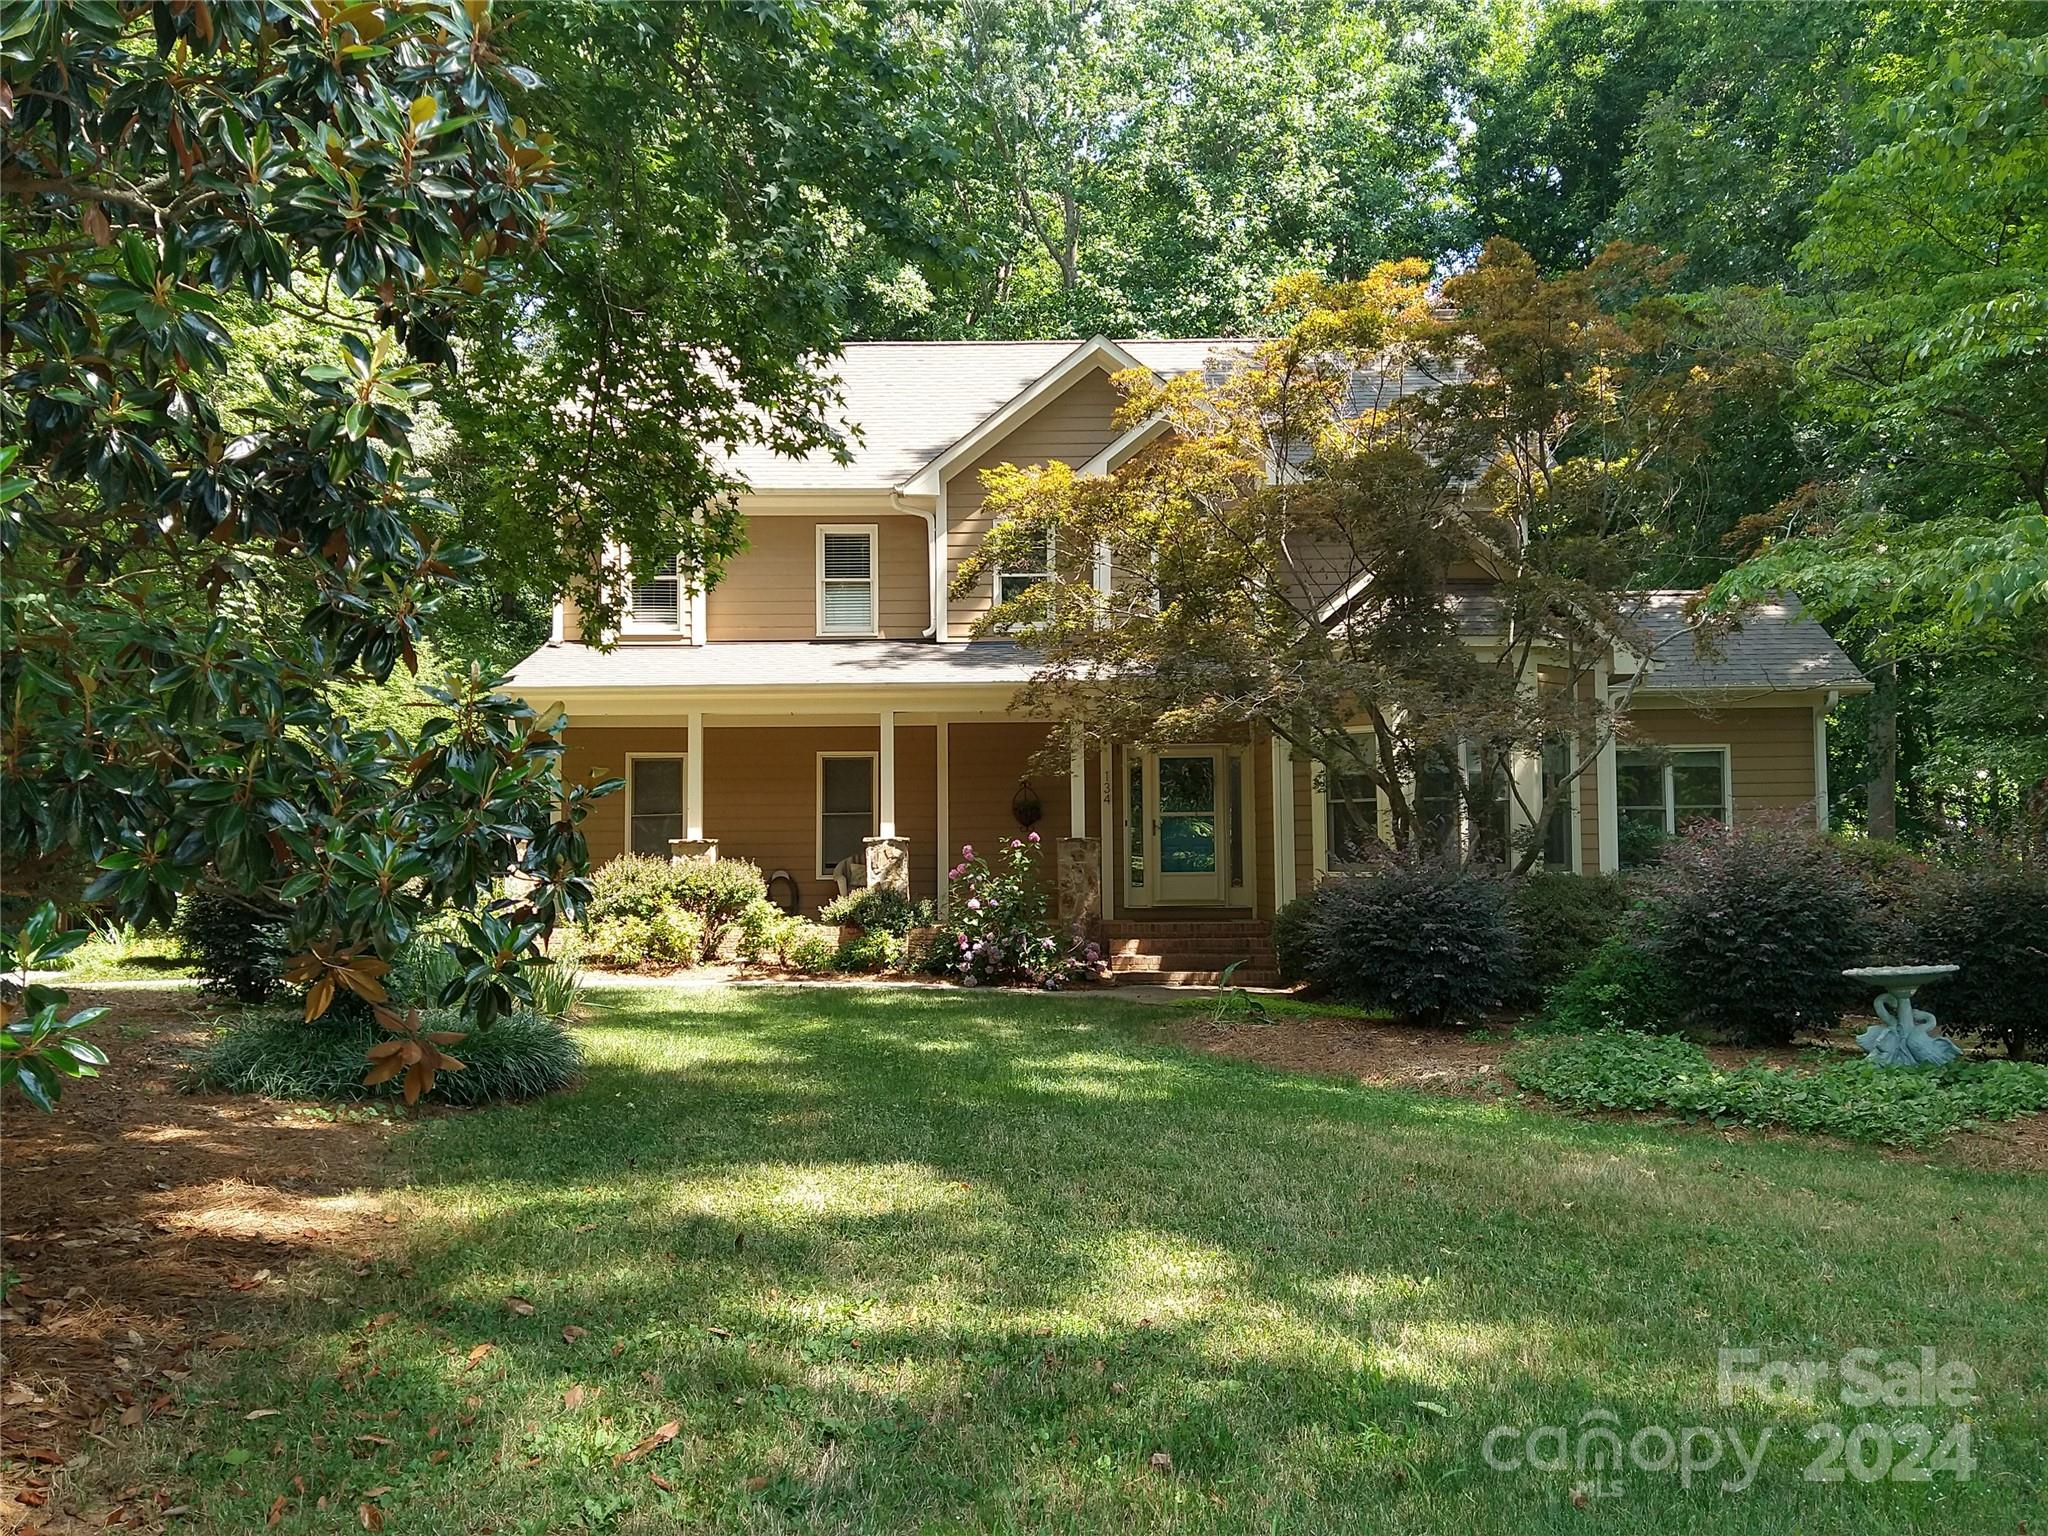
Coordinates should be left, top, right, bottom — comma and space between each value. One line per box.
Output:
581, 908, 705, 970
835, 928, 906, 973
1906, 861, 2048, 1059
780, 922, 839, 974
1506, 1029, 2048, 1147
1637, 818, 1874, 1046
174, 883, 287, 1003
582, 854, 766, 962
1533, 929, 1683, 1035
1506, 872, 1629, 1003
194, 1008, 581, 1105
819, 886, 935, 935
1271, 891, 1316, 984
670, 856, 770, 956
733, 897, 786, 962
583, 854, 683, 923
1287, 861, 1519, 1026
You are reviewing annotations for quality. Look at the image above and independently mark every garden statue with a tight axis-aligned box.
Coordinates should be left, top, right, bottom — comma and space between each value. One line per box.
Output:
1843, 966, 1963, 1066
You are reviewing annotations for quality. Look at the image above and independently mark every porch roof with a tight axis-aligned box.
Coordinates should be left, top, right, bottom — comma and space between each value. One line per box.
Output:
505, 639, 1039, 693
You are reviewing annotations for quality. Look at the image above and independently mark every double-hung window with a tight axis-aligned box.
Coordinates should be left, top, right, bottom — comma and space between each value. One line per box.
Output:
1325, 747, 1384, 872
625, 553, 684, 635
817, 526, 878, 636
1617, 746, 1730, 868
1538, 738, 1577, 871
996, 528, 1053, 606
626, 756, 686, 856
817, 754, 876, 876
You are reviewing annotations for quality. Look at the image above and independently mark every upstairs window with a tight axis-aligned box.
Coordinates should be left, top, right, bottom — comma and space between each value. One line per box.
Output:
996, 529, 1053, 606
626, 553, 684, 634
817, 526, 877, 636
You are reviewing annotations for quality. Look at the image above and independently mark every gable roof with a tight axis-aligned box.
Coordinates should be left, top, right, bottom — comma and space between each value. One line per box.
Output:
1628, 592, 1870, 695
724, 338, 1241, 493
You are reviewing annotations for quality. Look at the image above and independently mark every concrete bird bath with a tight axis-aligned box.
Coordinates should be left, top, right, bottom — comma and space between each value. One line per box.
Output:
1844, 964, 1962, 1066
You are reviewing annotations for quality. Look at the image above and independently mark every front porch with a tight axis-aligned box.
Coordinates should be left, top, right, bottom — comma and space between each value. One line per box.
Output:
560, 715, 1284, 928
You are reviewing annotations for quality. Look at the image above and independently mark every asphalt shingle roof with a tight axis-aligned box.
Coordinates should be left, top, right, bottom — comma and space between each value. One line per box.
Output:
505, 639, 1040, 694
725, 339, 1241, 491
1630, 592, 1868, 694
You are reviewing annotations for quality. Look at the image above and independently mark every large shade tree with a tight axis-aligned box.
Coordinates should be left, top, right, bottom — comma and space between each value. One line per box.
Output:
959, 243, 1737, 871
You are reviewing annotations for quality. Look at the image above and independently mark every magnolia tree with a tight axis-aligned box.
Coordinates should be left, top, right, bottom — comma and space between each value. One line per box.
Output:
959, 242, 1736, 871
0, 2, 614, 1104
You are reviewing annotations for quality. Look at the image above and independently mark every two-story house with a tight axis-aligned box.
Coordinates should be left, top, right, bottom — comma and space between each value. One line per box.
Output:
505, 337, 1868, 982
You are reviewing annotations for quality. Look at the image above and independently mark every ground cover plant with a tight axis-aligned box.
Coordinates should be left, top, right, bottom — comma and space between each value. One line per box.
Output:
1505, 1030, 2048, 1147
98, 982, 2046, 1534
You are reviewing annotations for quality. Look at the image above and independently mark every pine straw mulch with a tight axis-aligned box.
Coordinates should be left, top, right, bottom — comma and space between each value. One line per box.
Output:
1, 988, 392, 1532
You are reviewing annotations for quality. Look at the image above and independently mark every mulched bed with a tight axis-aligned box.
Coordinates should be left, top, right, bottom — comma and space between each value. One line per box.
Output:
1156, 1008, 2047, 1172
1, 988, 391, 1531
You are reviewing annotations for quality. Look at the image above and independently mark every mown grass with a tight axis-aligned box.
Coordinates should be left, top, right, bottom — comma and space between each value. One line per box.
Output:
132, 983, 2043, 1533
49, 926, 196, 980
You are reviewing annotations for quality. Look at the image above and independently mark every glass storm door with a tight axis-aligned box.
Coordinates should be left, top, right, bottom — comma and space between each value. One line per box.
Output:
1149, 751, 1223, 903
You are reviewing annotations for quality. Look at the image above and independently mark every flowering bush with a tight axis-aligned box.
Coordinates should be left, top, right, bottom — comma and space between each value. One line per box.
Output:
944, 836, 1078, 988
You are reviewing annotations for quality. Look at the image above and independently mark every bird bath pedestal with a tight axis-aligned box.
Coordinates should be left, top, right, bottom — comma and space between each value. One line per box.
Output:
1844, 965, 1961, 1067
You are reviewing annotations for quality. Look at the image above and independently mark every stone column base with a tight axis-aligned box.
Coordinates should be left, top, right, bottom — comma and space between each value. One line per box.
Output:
864, 835, 910, 894
1058, 836, 1102, 927
668, 838, 719, 862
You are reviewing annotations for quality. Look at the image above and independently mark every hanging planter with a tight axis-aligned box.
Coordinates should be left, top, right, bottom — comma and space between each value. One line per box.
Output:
1011, 777, 1043, 830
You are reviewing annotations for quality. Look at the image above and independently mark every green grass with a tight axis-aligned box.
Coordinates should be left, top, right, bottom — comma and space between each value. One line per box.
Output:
48, 926, 196, 980
131, 983, 2043, 1533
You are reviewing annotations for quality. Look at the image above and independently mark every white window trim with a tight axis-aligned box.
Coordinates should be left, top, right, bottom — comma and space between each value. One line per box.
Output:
1616, 743, 1734, 845
621, 551, 687, 638
816, 751, 877, 879
1312, 730, 1388, 878
994, 527, 1054, 607
816, 524, 879, 638
1538, 737, 1583, 874
624, 753, 688, 858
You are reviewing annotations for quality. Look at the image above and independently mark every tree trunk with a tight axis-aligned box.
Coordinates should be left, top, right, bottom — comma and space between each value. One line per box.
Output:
1867, 652, 1898, 842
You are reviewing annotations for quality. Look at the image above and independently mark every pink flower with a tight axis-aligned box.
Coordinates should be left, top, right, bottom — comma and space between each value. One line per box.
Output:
1027, 831, 1040, 843
966, 897, 982, 911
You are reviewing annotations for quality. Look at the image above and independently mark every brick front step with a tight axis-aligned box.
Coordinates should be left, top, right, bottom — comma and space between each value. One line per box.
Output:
1109, 950, 1277, 971
1102, 921, 1272, 940
1110, 967, 1283, 988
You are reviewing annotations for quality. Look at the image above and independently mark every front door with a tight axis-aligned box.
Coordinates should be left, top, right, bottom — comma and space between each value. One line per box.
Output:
1149, 750, 1224, 903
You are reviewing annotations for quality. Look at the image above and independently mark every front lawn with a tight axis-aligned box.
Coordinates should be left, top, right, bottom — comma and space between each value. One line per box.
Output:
125, 983, 2043, 1532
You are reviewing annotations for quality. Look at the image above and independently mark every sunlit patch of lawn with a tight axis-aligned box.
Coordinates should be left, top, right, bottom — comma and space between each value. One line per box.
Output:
127, 983, 2044, 1533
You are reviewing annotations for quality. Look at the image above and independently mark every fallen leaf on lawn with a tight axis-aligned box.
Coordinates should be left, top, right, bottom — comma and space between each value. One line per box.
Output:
358, 1503, 383, 1531
649, 1472, 674, 1491
561, 1325, 587, 1342
245, 1409, 281, 1421
14, 1487, 46, 1508
562, 1386, 589, 1411
706, 1326, 731, 1339
463, 1344, 493, 1368
120, 1404, 143, 1428
614, 1420, 679, 1467
363, 1485, 391, 1497
1148, 1451, 1174, 1473
366, 1312, 399, 1331
573, 1222, 598, 1234
1411, 1400, 1451, 1419
354, 1434, 395, 1447
268, 1494, 287, 1526
382, 1213, 400, 1225
504, 1296, 535, 1317
4, 1382, 40, 1406
744, 1475, 770, 1492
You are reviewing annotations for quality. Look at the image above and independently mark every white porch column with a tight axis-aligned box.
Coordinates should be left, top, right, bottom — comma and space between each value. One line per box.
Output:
1270, 735, 1297, 903
878, 708, 898, 838
685, 711, 705, 841
935, 721, 951, 916
1098, 743, 1115, 920
1814, 692, 1835, 832
1069, 730, 1088, 834
1595, 671, 1620, 874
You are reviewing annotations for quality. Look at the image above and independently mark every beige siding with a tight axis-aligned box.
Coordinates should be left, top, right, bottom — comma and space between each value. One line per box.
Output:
945, 367, 1125, 635
1627, 705, 1817, 820
1254, 729, 1276, 916
708, 513, 930, 641
1293, 754, 1314, 896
